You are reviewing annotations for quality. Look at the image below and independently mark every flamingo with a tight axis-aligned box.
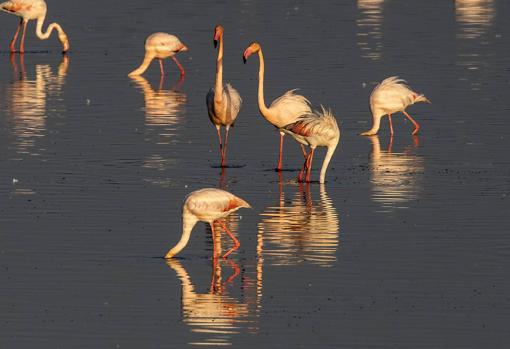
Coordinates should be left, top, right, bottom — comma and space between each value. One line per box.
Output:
243, 42, 311, 171
1, 0, 69, 53
164, 188, 251, 259
206, 25, 242, 168
282, 107, 340, 183
128, 32, 188, 77
360, 76, 430, 136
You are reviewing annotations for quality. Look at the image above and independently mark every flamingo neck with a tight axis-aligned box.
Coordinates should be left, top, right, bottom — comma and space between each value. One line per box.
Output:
365, 115, 382, 135
128, 53, 154, 76
319, 140, 339, 184
214, 36, 224, 104
256, 50, 270, 117
36, 13, 69, 52
164, 211, 198, 258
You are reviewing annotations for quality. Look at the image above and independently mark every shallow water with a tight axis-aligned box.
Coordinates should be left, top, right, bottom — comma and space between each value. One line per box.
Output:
1, 0, 509, 347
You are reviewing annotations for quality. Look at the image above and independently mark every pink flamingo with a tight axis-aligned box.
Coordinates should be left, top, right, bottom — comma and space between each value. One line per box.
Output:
206, 25, 242, 168
243, 42, 311, 171
128, 32, 188, 77
1, 0, 69, 53
165, 188, 251, 259
360, 76, 430, 136
283, 107, 340, 183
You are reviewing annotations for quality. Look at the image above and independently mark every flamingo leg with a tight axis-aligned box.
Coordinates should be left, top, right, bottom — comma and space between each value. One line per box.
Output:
305, 148, 315, 183
300, 144, 307, 159
9, 18, 22, 53
171, 56, 185, 77
159, 59, 165, 76
216, 126, 224, 167
219, 221, 240, 259
222, 126, 230, 167
387, 114, 394, 136
276, 132, 284, 171
19, 20, 28, 54
402, 110, 421, 135
297, 149, 309, 182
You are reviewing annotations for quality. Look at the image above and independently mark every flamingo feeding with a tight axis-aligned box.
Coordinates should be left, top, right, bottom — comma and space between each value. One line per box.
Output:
206, 25, 242, 168
360, 76, 430, 136
243, 42, 311, 171
128, 32, 188, 77
283, 107, 340, 183
164, 188, 251, 259
1, 0, 69, 53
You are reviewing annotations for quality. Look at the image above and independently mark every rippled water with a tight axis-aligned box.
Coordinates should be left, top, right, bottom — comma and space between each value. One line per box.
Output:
1, 0, 509, 348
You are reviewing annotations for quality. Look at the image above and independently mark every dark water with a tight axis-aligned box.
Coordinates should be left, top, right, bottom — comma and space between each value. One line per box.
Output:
1, 0, 509, 347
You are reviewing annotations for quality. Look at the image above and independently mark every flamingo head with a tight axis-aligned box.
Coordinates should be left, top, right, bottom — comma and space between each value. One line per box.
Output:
178, 42, 188, 52
213, 25, 224, 48
243, 42, 261, 64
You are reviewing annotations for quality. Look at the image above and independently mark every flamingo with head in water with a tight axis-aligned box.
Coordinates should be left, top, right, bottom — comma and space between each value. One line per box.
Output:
1, 0, 69, 53
164, 188, 251, 259
360, 76, 430, 136
206, 25, 242, 168
243, 42, 311, 171
129, 32, 188, 77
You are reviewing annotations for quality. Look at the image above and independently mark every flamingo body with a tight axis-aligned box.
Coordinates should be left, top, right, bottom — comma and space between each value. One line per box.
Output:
361, 76, 430, 136
165, 188, 251, 259
243, 42, 312, 170
128, 32, 188, 77
283, 107, 340, 183
1, 0, 69, 53
206, 25, 242, 167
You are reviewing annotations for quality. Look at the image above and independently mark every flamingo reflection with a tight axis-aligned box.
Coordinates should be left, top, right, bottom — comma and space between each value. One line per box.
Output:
367, 136, 424, 211
167, 258, 260, 346
258, 183, 340, 267
455, 0, 494, 39
357, 0, 384, 61
4, 54, 68, 157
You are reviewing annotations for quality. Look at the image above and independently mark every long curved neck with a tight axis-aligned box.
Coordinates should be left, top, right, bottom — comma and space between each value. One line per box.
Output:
164, 211, 198, 258
256, 50, 270, 116
319, 140, 339, 184
35, 13, 69, 51
214, 36, 224, 104
365, 115, 382, 135
128, 53, 154, 76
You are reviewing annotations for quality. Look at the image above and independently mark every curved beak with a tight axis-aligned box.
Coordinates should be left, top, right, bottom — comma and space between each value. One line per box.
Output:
213, 39, 218, 48
243, 55, 247, 64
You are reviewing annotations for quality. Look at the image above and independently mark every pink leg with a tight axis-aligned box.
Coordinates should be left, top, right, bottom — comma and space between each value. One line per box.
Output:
19, 20, 28, 54
216, 126, 224, 167
305, 148, 315, 183
222, 126, 230, 167
171, 56, 185, 77
388, 114, 394, 136
276, 132, 284, 171
403, 110, 421, 135
219, 221, 240, 259
10, 19, 22, 53
300, 144, 307, 159
387, 135, 394, 153
297, 149, 309, 182
159, 59, 165, 76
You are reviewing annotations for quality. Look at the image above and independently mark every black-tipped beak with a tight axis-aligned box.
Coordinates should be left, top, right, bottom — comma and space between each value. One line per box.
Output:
213, 39, 218, 48
243, 55, 247, 64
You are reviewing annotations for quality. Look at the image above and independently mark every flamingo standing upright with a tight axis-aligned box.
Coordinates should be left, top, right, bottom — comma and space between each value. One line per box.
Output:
283, 107, 340, 183
243, 42, 311, 171
164, 188, 251, 259
1, 0, 69, 53
128, 32, 188, 77
360, 76, 430, 136
206, 25, 242, 168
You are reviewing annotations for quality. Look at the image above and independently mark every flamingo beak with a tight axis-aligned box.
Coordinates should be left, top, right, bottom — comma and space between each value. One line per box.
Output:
213, 39, 218, 48
243, 55, 247, 64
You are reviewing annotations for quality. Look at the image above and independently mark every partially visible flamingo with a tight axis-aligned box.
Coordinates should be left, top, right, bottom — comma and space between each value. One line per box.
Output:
164, 188, 251, 259
206, 25, 242, 168
1, 0, 70, 53
128, 32, 188, 77
360, 76, 430, 136
243, 42, 311, 171
283, 107, 340, 183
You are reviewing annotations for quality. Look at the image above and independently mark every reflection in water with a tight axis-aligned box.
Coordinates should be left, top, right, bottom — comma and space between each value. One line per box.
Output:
3, 55, 68, 157
455, 0, 495, 39
368, 136, 424, 211
167, 259, 260, 347
357, 0, 384, 61
131, 76, 187, 184
258, 184, 340, 267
